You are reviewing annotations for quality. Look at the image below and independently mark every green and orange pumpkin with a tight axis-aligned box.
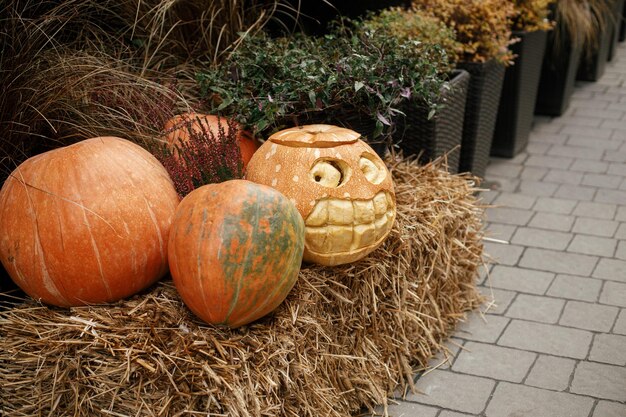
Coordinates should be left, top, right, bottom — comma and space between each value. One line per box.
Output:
168, 179, 305, 328
0, 137, 180, 306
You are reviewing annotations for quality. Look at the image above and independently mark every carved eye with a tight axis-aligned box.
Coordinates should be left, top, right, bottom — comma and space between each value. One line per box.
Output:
359, 153, 386, 184
310, 159, 351, 188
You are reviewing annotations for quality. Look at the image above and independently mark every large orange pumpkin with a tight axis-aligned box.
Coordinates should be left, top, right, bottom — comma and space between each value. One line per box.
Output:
168, 179, 305, 328
0, 137, 180, 307
164, 113, 260, 169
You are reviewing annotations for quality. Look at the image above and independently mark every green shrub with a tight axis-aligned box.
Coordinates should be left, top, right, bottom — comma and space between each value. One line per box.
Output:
411, 0, 516, 64
197, 27, 449, 139
360, 7, 462, 69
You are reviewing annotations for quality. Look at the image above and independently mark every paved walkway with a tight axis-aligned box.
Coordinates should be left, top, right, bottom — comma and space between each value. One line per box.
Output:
383, 44, 626, 416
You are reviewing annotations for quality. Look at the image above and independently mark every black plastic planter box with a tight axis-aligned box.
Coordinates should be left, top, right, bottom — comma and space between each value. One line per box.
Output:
393, 70, 470, 174
536, 31, 582, 116
578, 12, 613, 81
608, 0, 625, 61
456, 60, 506, 178
618, 2, 626, 42
492, 30, 548, 158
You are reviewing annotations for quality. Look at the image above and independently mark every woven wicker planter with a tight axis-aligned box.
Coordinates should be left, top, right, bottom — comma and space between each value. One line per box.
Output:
535, 31, 582, 117
578, 11, 613, 81
393, 70, 470, 174
617, 2, 626, 42
492, 30, 548, 158
609, 0, 625, 60
456, 60, 506, 178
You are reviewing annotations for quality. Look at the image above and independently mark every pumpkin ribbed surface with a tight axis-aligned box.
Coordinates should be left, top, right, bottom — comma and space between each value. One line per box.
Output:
0, 137, 180, 306
168, 179, 304, 328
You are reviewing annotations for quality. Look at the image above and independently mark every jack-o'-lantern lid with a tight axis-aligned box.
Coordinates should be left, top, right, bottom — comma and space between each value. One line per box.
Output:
268, 125, 361, 148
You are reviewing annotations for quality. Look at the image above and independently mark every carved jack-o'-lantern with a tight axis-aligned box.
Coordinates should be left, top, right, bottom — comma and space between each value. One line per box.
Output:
246, 124, 396, 266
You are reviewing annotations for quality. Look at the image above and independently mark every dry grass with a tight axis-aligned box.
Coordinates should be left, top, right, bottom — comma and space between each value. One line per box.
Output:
0, 155, 485, 417
0, 0, 290, 183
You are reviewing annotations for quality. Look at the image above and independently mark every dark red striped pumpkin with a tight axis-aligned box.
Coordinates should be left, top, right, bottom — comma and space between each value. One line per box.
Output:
168, 179, 305, 328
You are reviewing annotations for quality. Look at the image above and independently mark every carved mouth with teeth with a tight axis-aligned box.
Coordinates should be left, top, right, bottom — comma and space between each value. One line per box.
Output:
303, 191, 395, 263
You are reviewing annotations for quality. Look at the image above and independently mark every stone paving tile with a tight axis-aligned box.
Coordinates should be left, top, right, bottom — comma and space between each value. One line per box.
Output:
485, 162, 523, 178
615, 240, 626, 260
599, 281, 626, 307
484, 223, 517, 242
452, 342, 535, 382
532, 197, 577, 214
529, 132, 567, 145
554, 184, 597, 201
614, 309, 626, 334
524, 355, 576, 391
528, 212, 575, 231
568, 136, 623, 150
486, 177, 521, 193
570, 361, 626, 402
498, 320, 593, 359
455, 312, 510, 343
426, 338, 463, 371
574, 107, 625, 120
524, 144, 551, 157
546, 274, 603, 302
595, 188, 626, 205
479, 287, 516, 315
558, 115, 603, 127
603, 149, 626, 162
483, 242, 524, 266
525, 155, 573, 169
485, 382, 594, 417
593, 401, 626, 417
608, 162, 626, 176
559, 301, 619, 332
381, 401, 439, 417
519, 248, 598, 276
567, 235, 617, 257
561, 125, 613, 139
517, 180, 559, 197
478, 190, 500, 205
590, 333, 626, 366
594, 259, 626, 283
438, 411, 473, 417
505, 294, 564, 324
548, 144, 605, 160
570, 159, 609, 173
489, 265, 554, 294
614, 223, 626, 238
510, 227, 573, 250
582, 173, 624, 189
484, 207, 533, 226
572, 217, 619, 237
572, 201, 618, 219
544, 169, 583, 185
493, 193, 537, 209
407, 370, 495, 414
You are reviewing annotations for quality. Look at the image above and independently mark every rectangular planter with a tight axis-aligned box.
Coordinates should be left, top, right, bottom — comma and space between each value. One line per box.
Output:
455, 60, 505, 178
620, 0, 626, 42
535, 30, 582, 116
578, 10, 614, 81
491, 30, 548, 158
393, 69, 470, 174
608, 0, 625, 61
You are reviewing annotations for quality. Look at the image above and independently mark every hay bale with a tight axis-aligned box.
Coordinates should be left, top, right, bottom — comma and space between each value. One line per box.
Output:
0, 157, 485, 417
